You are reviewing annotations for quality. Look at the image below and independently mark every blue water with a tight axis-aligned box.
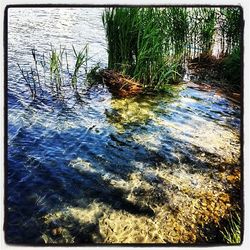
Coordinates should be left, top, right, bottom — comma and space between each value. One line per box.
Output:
7, 8, 241, 244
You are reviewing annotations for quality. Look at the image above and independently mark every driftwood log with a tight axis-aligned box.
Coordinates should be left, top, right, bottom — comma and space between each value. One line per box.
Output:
100, 69, 143, 97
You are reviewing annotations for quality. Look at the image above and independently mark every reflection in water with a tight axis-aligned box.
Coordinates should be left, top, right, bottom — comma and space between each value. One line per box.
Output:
7, 8, 241, 245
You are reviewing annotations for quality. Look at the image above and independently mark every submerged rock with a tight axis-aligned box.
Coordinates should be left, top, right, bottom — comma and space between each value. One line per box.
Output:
69, 158, 96, 174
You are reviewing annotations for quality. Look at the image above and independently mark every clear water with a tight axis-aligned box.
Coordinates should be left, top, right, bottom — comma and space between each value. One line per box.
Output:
7, 8, 241, 244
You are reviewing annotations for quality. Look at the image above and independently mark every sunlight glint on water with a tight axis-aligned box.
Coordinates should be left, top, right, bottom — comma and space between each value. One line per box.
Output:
7, 8, 240, 244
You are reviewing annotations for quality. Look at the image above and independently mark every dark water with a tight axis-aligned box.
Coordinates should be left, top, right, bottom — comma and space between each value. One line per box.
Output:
7, 8, 241, 244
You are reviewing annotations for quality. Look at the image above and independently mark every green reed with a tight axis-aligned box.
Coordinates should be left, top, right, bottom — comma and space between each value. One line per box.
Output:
103, 7, 184, 89
221, 212, 241, 244
103, 7, 225, 89
17, 45, 90, 100
165, 7, 189, 56
71, 45, 88, 89
219, 7, 241, 55
17, 63, 36, 99
102, 7, 139, 74
50, 47, 62, 92
186, 8, 216, 57
31, 48, 41, 88
199, 8, 216, 54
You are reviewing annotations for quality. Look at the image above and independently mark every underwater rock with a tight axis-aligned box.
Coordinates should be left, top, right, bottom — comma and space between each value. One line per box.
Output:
69, 158, 96, 174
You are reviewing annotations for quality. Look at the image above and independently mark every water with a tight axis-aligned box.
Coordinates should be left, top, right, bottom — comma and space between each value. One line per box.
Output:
7, 8, 241, 244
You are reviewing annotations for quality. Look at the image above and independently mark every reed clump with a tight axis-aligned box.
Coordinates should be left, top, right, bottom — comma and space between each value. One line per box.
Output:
221, 212, 241, 244
103, 8, 184, 91
18, 7, 242, 99
219, 7, 241, 55
103, 7, 242, 92
17, 45, 89, 100
50, 47, 63, 92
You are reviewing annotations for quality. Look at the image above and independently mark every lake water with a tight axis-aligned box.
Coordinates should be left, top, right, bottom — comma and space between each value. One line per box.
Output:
7, 8, 241, 244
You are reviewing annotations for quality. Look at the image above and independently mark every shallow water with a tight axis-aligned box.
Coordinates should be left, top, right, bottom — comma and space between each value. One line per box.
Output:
7, 8, 241, 244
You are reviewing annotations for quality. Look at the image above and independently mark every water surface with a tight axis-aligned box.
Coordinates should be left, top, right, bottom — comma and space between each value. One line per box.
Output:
7, 8, 241, 244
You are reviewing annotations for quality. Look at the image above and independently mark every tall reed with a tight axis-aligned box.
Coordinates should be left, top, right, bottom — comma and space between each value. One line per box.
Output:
50, 47, 62, 92
186, 8, 216, 57
221, 212, 241, 244
103, 7, 184, 89
17, 45, 90, 100
71, 45, 88, 89
17, 63, 36, 99
199, 8, 216, 54
219, 7, 241, 54
165, 7, 189, 56
102, 8, 139, 74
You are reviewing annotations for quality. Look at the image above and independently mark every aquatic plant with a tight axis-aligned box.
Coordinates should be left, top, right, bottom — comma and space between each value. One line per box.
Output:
219, 7, 241, 55
31, 48, 41, 88
50, 47, 62, 92
103, 8, 183, 89
17, 63, 36, 99
17, 45, 90, 100
72, 45, 88, 89
103, 7, 229, 89
221, 212, 241, 244
86, 63, 102, 87
102, 8, 139, 74
186, 8, 216, 58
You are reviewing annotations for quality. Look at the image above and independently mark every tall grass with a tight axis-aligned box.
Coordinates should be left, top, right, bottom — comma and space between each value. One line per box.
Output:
102, 8, 139, 74
72, 45, 88, 89
199, 8, 216, 54
221, 212, 241, 244
186, 8, 216, 57
31, 48, 41, 88
103, 7, 221, 88
50, 47, 62, 92
17, 45, 89, 100
219, 7, 241, 55
103, 7, 241, 89
103, 8, 184, 89
166, 7, 189, 56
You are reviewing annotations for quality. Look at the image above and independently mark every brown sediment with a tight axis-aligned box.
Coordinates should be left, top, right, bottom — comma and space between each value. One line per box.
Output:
40, 81, 241, 244
98, 163, 240, 244
186, 81, 212, 92
187, 52, 224, 81
187, 80, 240, 105
41, 158, 240, 244
187, 53, 241, 105
100, 69, 143, 97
